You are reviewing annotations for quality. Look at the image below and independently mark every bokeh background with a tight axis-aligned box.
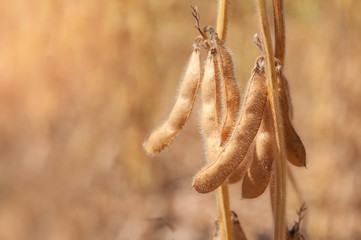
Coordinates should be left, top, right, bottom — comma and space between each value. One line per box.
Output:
0, 0, 360, 239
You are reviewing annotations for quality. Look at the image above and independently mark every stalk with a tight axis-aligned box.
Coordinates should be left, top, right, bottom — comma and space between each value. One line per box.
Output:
254, 0, 287, 239
216, 1, 232, 239
217, 0, 230, 41
272, 0, 286, 68
216, 183, 232, 240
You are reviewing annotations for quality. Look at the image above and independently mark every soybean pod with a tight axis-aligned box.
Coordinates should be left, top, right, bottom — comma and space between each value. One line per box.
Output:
143, 39, 201, 155
200, 47, 222, 161
242, 102, 275, 198
193, 57, 267, 193
277, 67, 306, 167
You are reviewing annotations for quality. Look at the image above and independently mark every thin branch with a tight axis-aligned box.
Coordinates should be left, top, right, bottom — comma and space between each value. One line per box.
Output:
288, 203, 307, 238
272, 0, 286, 68
191, 6, 207, 39
253, 33, 264, 54
254, 0, 287, 240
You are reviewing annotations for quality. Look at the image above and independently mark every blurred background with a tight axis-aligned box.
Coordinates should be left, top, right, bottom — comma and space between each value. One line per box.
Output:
0, 0, 360, 239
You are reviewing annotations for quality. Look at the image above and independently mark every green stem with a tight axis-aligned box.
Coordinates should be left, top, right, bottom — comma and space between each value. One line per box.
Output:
255, 0, 287, 239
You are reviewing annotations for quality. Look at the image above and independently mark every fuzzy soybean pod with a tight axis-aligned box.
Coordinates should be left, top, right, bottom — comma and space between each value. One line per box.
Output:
242, 102, 275, 198
193, 58, 267, 193
201, 48, 222, 161
227, 141, 254, 184
277, 67, 306, 167
143, 42, 201, 155
213, 36, 241, 145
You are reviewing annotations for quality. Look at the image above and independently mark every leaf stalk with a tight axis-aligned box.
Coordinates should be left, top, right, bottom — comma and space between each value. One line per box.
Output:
216, 1, 232, 239
255, 0, 287, 239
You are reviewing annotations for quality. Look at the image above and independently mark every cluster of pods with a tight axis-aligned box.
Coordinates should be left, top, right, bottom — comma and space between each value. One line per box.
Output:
143, 24, 305, 199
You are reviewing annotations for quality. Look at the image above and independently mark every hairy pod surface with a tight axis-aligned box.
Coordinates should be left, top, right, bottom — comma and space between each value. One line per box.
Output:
201, 48, 222, 161
227, 142, 254, 184
213, 36, 241, 145
277, 68, 306, 167
242, 101, 275, 198
193, 59, 267, 193
214, 48, 224, 132
143, 45, 201, 155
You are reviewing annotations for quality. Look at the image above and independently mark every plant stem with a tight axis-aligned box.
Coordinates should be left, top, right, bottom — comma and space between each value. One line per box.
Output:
272, 0, 286, 68
216, 183, 232, 240
217, 0, 230, 41
255, 0, 287, 239
216, 1, 232, 239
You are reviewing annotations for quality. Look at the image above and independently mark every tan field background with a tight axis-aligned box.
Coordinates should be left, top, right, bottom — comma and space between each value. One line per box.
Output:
0, 0, 360, 239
